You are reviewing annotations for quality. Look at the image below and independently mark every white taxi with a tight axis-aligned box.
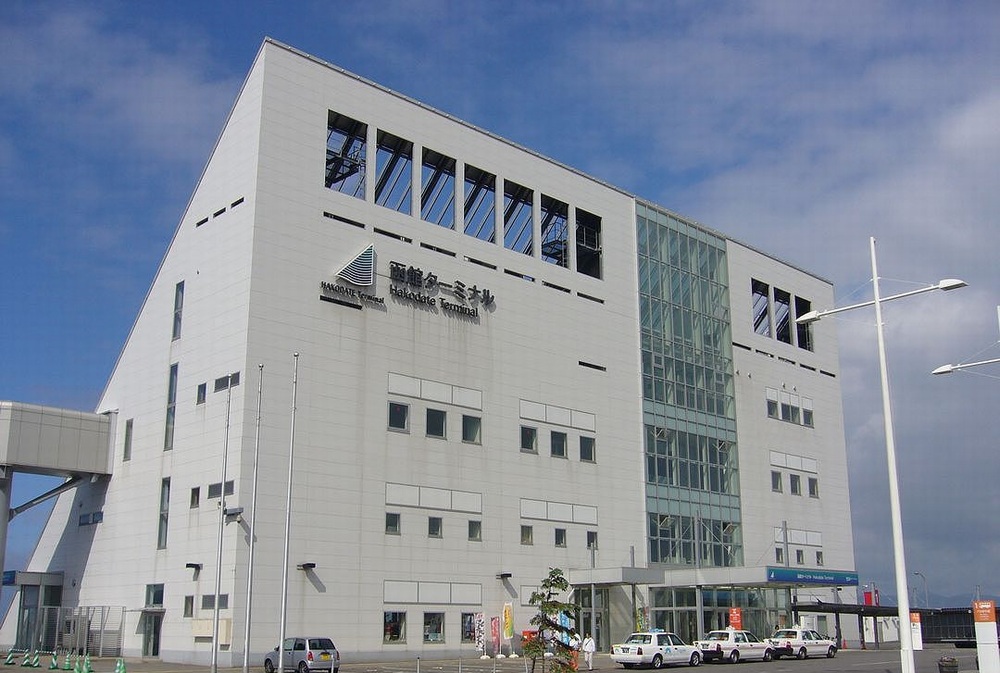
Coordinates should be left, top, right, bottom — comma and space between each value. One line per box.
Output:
611, 631, 702, 669
766, 628, 837, 659
693, 629, 773, 663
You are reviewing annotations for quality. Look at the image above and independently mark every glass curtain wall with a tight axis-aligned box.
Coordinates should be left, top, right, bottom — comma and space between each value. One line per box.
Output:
636, 202, 742, 569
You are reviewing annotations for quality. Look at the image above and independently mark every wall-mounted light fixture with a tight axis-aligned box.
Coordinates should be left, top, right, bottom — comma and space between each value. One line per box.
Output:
297, 562, 316, 571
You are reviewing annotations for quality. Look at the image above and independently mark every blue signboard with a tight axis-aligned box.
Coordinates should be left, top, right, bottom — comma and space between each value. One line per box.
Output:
2, 570, 16, 586
766, 567, 858, 586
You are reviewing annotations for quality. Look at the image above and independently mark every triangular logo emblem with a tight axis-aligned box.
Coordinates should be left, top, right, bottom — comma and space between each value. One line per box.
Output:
337, 244, 376, 286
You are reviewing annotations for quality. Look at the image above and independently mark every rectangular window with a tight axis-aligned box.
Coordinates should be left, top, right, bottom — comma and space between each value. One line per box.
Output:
551, 431, 567, 458
164, 363, 178, 451
520, 426, 537, 453
555, 528, 567, 547
468, 520, 482, 542
196, 383, 207, 405
503, 180, 533, 255
201, 594, 229, 610
774, 288, 792, 344
214, 372, 239, 392
463, 164, 496, 244
190, 487, 200, 509
775, 547, 784, 564
423, 612, 444, 643
157, 478, 170, 549
790, 474, 802, 496
172, 281, 184, 340
384, 611, 406, 643
388, 402, 409, 431
576, 209, 602, 279
183, 595, 194, 618
816, 551, 824, 566
207, 481, 234, 499
426, 408, 447, 438
795, 296, 814, 351
421, 148, 456, 228
808, 477, 819, 498
520, 525, 533, 545
461, 613, 477, 643
802, 398, 814, 427
766, 388, 779, 419
386, 512, 400, 535
375, 130, 413, 214
326, 111, 367, 198
587, 531, 599, 550
795, 549, 805, 565
462, 415, 482, 444
752, 279, 771, 337
579, 436, 596, 462
540, 195, 569, 268
123, 418, 133, 462
145, 583, 164, 607
428, 516, 442, 538
771, 471, 783, 493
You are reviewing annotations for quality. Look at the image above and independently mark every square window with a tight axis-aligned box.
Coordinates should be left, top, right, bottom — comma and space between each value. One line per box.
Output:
555, 528, 567, 547
426, 408, 447, 438
384, 611, 406, 643
196, 383, 207, 405
462, 415, 482, 444
520, 525, 533, 545
468, 520, 482, 542
775, 547, 784, 564
520, 426, 537, 453
587, 531, 598, 550
190, 487, 200, 509
579, 436, 595, 462
423, 612, 444, 643
771, 471, 782, 493
789, 474, 802, 496
808, 477, 819, 498
386, 512, 401, 535
388, 402, 409, 431
428, 516, 442, 538
551, 431, 567, 458
145, 584, 164, 608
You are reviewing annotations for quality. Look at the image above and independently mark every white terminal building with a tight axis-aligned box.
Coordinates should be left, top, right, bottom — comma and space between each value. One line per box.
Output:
0, 39, 857, 664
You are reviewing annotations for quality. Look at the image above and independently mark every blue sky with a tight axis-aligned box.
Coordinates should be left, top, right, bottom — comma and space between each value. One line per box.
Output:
1, 1, 998, 606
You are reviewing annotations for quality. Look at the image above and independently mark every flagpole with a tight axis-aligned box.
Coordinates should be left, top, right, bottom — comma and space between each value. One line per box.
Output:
211, 374, 235, 673
242, 364, 264, 673
278, 354, 299, 670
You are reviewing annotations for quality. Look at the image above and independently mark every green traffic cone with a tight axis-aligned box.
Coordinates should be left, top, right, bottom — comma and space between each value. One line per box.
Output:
72, 655, 80, 673
20, 653, 30, 667
48, 654, 57, 670
4, 652, 15, 666
82, 657, 91, 673
30, 653, 39, 669
61, 654, 70, 671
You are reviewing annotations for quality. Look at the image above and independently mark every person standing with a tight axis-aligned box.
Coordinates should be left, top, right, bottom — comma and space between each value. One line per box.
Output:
582, 633, 597, 670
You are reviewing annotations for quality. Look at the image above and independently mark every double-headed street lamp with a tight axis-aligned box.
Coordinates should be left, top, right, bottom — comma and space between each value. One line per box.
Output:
797, 237, 966, 673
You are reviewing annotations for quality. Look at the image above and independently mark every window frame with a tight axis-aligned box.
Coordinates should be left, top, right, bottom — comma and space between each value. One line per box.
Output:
423, 612, 445, 643
462, 414, 482, 444
555, 528, 567, 548
520, 525, 533, 545
386, 512, 401, 535
388, 401, 409, 432
426, 408, 447, 439
384, 611, 406, 644
579, 436, 596, 462
789, 473, 802, 496
771, 470, 783, 493
550, 430, 568, 458
428, 516, 443, 538
468, 519, 482, 542
520, 426, 538, 453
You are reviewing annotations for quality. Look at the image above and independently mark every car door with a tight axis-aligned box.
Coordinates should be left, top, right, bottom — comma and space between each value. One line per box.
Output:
667, 634, 689, 664
742, 632, 764, 659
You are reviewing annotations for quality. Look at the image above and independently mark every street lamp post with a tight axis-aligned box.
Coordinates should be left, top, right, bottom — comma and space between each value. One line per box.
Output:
914, 571, 929, 609
932, 306, 1000, 375
796, 237, 966, 673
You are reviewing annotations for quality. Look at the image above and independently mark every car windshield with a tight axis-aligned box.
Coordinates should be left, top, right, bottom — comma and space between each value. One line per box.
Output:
625, 634, 653, 644
772, 630, 797, 639
705, 632, 730, 641
310, 639, 336, 650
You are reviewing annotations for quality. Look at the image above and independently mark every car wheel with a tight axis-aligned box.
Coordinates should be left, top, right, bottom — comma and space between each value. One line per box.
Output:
796, 647, 807, 660
689, 652, 701, 667
728, 650, 740, 664
763, 649, 773, 662
298, 662, 309, 673
652, 654, 664, 669
826, 647, 837, 659
264, 661, 275, 673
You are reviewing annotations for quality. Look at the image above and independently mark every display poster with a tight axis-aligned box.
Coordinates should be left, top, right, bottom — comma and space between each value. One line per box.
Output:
910, 612, 923, 651
491, 616, 501, 656
475, 612, 486, 652
973, 600, 999, 673
728, 608, 743, 630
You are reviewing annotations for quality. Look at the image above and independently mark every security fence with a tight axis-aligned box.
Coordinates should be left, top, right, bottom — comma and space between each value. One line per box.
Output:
13, 606, 124, 657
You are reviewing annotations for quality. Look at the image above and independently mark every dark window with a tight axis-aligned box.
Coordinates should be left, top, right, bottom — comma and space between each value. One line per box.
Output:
520, 525, 533, 545
157, 478, 170, 549
462, 415, 481, 444
196, 383, 207, 405
520, 426, 537, 453
774, 288, 792, 344
426, 408, 446, 438
795, 296, 813, 351
468, 520, 482, 541
790, 474, 802, 496
752, 279, 771, 337
579, 436, 596, 462
385, 512, 400, 535
540, 195, 569, 268
463, 164, 496, 243
375, 130, 413, 214
555, 528, 567, 547
421, 148, 456, 228
190, 487, 200, 509
503, 180, 533, 255
384, 612, 406, 643
551, 431, 567, 458
587, 531, 598, 549
771, 471, 782, 493
388, 402, 409, 431
428, 516, 442, 538
576, 209, 602, 279
123, 418, 133, 462
172, 281, 184, 340
164, 364, 178, 451
326, 111, 367, 197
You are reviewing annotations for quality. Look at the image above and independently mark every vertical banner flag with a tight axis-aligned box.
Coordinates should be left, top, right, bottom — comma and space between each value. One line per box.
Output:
491, 616, 501, 655
910, 612, 923, 651
972, 600, 1000, 673
503, 603, 514, 639
728, 608, 743, 630
475, 612, 486, 652
559, 611, 571, 644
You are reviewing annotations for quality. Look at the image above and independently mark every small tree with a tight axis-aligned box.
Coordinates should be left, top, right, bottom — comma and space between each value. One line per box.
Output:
524, 567, 577, 673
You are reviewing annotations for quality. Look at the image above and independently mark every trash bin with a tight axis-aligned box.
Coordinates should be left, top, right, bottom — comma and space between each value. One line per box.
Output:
938, 656, 959, 673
